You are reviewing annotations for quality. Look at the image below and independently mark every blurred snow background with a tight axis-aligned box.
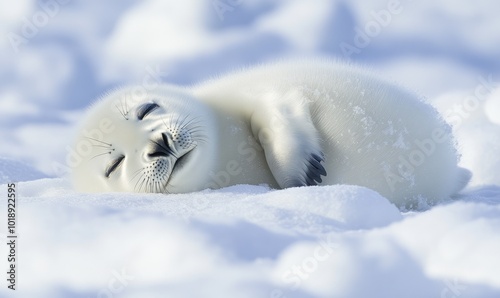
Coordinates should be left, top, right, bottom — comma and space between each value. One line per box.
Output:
1, 0, 500, 297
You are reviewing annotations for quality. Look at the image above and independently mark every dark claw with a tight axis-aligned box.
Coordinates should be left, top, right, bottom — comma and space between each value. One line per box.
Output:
304, 172, 318, 186
306, 170, 321, 184
312, 153, 324, 163
302, 152, 327, 186
284, 152, 327, 188
309, 158, 327, 176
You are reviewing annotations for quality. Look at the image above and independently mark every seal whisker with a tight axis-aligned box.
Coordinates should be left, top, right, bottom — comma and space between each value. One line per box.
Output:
134, 176, 142, 192
177, 114, 191, 129
186, 128, 206, 135
181, 117, 204, 130
184, 125, 205, 134
156, 181, 162, 193
184, 122, 204, 129
141, 177, 149, 193
149, 180, 154, 193
190, 131, 209, 140
161, 177, 170, 194
91, 144, 113, 150
137, 175, 147, 193
84, 137, 112, 146
133, 177, 141, 192
133, 172, 145, 192
191, 137, 207, 145
147, 177, 153, 193
143, 177, 150, 193
177, 113, 187, 127
178, 117, 202, 133
90, 151, 111, 160
162, 116, 179, 132
171, 113, 186, 134
157, 173, 169, 193
120, 99, 126, 116
167, 113, 181, 131
115, 104, 127, 120
130, 167, 146, 182
120, 97, 130, 117
161, 117, 175, 132
160, 117, 167, 127
142, 178, 149, 193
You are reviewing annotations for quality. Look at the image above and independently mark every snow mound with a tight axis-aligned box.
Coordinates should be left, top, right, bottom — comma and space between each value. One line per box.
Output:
1, 178, 499, 297
0, 157, 48, 184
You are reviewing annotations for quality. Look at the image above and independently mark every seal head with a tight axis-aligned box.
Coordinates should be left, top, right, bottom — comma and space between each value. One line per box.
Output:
70, 86, 217, 193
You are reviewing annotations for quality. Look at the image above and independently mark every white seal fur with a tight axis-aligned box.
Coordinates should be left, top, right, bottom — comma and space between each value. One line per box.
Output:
71, 60, 471, 208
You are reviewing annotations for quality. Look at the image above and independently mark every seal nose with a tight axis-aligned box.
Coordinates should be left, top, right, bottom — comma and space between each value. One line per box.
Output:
147, 133, 175, 159
148, 150, 169, 158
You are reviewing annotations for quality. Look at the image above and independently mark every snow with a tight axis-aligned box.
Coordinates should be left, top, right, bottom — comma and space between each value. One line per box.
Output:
0, 157, 47, 184
2, 177, 500, 297
1, 0, 500, 297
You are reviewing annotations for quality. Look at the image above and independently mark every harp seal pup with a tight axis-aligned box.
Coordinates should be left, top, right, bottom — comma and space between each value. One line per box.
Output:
70, 60, 471, 209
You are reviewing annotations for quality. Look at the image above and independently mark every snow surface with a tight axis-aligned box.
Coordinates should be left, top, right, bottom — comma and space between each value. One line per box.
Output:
1, 0, 500, 297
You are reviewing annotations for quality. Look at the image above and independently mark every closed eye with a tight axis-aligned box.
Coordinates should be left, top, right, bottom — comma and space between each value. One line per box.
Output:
105, 155, 125, 178
137, 102, 160, 120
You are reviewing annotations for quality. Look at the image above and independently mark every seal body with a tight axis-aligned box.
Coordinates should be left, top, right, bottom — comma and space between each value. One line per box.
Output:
71, 60, 470, 208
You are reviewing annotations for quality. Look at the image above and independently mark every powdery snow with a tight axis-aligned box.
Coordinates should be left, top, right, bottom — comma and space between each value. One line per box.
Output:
1, 175, 500, 297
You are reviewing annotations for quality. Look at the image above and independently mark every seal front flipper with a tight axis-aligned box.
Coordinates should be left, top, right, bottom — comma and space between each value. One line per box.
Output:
250, 91, 327, 188
287, 151, 327, 187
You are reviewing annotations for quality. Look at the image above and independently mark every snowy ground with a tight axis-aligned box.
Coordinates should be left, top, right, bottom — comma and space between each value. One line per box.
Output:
1, 1, 500, 297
